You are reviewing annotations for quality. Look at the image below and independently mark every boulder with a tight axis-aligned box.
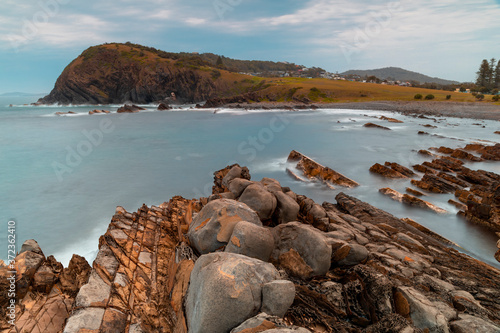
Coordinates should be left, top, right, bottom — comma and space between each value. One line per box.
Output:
449, 314, 500, 333
185, 252, 280, 333
225, 221, 275, 262
261, 280, 296, 317
223, 165, 245, 188
187, 199, 261, 254
229, 178, 253, 197
157, 102, 171, 110
397, 286, 449, 333
273, 191, 300, 224
332, 243, 369, 266
272, 222, 332, 278
63, 308, 105, 333
15, 250, 45, 298
239, 184, 277, 220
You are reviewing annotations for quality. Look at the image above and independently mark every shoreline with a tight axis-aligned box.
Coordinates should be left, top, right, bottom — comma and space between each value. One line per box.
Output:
220, 100, 500, 121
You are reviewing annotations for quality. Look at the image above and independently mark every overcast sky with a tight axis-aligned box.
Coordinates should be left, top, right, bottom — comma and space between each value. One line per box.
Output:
1, 0, 499, 93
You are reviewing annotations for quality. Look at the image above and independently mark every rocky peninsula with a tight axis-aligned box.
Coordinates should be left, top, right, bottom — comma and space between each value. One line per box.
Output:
2, 163, 500, 333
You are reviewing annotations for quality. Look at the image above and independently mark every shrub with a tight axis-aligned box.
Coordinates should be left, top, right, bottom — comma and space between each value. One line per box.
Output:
471, 91, 478, 96
211, 69, 221, 80
424, 94, 435, 100
493, 95, 500, 102
475, 94, 485, 101
414, 94, 423, 100
446, 95, 451, 100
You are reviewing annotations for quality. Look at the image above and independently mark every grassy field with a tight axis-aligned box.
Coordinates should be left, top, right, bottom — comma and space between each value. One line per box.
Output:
246, 77, 497, 104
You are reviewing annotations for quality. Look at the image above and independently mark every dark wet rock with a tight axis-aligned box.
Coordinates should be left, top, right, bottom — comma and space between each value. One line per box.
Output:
213, 164, 251, 195
157, 102, 171, 110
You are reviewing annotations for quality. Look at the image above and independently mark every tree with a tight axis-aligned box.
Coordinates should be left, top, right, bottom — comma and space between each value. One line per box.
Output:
216, 55, 224, 68
476, 59, 490, 89
459, 86, 466, 92
495, 59, 500, 89
489, 58, 496, 89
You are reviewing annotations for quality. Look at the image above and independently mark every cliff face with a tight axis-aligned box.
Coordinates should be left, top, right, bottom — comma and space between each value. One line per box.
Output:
38, 43, 253, 105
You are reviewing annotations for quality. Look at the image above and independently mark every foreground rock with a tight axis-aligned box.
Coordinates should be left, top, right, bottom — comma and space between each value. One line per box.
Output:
2, 166, 500, 333
287, 150, 359, 187
185, 252, 283, 333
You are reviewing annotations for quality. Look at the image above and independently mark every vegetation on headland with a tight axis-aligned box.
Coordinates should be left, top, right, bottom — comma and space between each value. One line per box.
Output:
38, 43, 500, 105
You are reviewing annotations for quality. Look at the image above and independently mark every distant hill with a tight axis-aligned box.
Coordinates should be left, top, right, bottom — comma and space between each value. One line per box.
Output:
0, 92, 46, 97
341, 67, 459, 85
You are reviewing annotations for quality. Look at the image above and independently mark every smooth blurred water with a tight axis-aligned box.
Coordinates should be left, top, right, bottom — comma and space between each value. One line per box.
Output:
1, 96, 499, 268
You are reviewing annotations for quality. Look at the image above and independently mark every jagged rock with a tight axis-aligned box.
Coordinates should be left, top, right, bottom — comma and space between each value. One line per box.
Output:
379, 187, 403, 201
75, 271, 111, 308
364, 314, 417, 333
15, 249, 45, 298
273, 191, 300, 224
449, 199, 467, 210
332, 243, 369, 266
230, 313, 282, 332
397, 286, 449, 333
89, 109, 110, 114
33, 264, 58, 293
63, 308, 105, 333
370, 163, 407, 178
364, 122, 391, 130
239, 183, 277, 220
19, 239, 44, 255
185, 252, 280, 333
225, 221, 275, 262
406, 187, 425, 196
59, 254, 92, 296
287, 150, 359, 187
402, 194, 447, 214
272, 222, 332, 278
385, 162, 416, 177
187, 199, 261, 254
412, 174, 461, 194
261, 280, 296, 317
380, 116, 404, 123
451, 149, 483, 162
116, 104, 145, 113
449, 314, 500, 333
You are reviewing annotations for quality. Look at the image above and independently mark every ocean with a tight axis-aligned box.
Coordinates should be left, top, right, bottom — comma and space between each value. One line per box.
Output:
1, 95, 499, 268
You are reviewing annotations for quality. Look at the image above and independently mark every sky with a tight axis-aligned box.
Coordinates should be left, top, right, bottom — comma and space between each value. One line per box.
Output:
0, 0, 499, 94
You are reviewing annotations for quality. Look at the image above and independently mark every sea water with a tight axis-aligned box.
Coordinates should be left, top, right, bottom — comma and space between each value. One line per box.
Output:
1, 96, 499, 268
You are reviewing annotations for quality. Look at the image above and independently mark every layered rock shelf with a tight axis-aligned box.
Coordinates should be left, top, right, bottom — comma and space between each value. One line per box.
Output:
2, 165, 500, 332
287, 150, 359, 188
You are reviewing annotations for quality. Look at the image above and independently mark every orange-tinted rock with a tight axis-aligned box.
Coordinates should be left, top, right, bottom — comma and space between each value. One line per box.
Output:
370, 163, 407, 178
288, 150, 359, 187
364, 122, 391, 130
385, 162, 416, 177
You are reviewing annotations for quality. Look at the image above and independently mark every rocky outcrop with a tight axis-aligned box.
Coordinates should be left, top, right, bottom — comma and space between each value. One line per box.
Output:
379, 188, 447, 214
364, 122, 391, 130
3, 165, 500, 333
116, 104, 145, 113
380, 116, 403, 123
370, 163, 408, 178
89, 109, 110, 115
287, 150, 359, 187
37, 43, 260, 105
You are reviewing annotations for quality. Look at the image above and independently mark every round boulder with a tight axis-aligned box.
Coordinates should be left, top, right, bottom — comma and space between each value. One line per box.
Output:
239, 184, 277, 220
187, 199, 261, 254
261, 280, 296, 317
273, 191, 300, 224
271, 222, 332, 278
185, 252, 280, 333
225, 221, 275, 262
332, 243, 369, 266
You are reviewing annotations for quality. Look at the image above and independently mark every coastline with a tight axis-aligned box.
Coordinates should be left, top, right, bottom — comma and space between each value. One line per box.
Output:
219, 100, 500, 121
